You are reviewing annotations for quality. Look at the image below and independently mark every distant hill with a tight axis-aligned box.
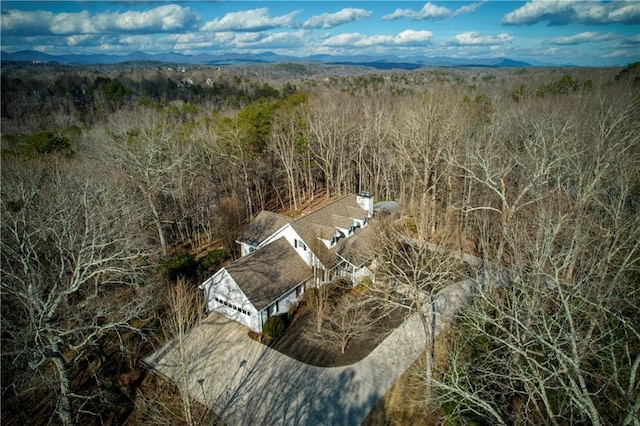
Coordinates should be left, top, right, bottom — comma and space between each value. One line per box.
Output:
0, 49, 533, 69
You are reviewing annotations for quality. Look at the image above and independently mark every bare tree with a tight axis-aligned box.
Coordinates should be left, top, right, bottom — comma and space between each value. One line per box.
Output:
317, 294, 371, 354
390, 91, 467, 235
322, 295, 371, 354
369, 216, 466, 402
270, 101, 309, 211
163, 278, 204, 426
307, 94, 358, 198
305, 283, 332, 334
1, 159, 153, 426
355, 97, 394, 198
435, 89, 640, 425
101, 107, 194, 256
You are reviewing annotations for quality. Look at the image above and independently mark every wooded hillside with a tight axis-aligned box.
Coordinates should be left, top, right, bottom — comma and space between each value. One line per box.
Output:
2, 61, 638, 425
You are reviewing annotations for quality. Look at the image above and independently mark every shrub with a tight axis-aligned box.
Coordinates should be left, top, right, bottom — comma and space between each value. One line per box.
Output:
199, 248, 230, 270
354, 276, 373, 293
263, 315, 286, 339
163, 252, 198, 280
25, 130, 73, 155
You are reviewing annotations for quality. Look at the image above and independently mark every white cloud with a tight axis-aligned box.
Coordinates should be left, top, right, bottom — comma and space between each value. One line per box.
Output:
111, 5, 200, 32
407, 2, 450, 20
1, 5, 200, 35
201, 7, 298, 32
623, 34, 640, 45
452, 1, 488, 17
2, 9, 57, 35
323, 30, 433, 47
544, 31, 617, 45
240, 31, 308, 49
383, 1, 486, 21
396, 29, 435, 44
119, 35, 159, 50
166, 30, 308, 53
302, 8, 372, 29
382, 8, 415, 21
502, 0, 640, 25
50, 11, 93, 34
603, 49, 634, 58
452, 32, 514, 46
66, 34, 94, 46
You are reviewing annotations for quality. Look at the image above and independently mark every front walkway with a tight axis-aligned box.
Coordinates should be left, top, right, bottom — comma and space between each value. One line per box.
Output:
145, 276, 479, 425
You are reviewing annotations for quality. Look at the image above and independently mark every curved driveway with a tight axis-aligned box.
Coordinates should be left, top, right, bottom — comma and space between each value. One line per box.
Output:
145, 277, 479, 426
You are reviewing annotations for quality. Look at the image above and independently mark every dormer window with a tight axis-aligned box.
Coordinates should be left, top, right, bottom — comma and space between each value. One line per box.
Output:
330, 230, 344, 247
294, 239, 307, 251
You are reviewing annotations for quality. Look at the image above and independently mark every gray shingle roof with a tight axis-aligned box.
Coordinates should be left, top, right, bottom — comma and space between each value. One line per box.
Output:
291, 194, 368, 267
226, 237, 312, 311
213, 195, 376, 314
332, 224, 373, 267
331, 214, 354, 229
236, 211, 291, 245
347, 206, 369, 221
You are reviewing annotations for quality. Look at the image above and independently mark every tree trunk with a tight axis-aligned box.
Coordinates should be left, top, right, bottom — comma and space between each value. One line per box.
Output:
419, 303, 434, 402
51, 348, 74, 426
143, 188, 167, 256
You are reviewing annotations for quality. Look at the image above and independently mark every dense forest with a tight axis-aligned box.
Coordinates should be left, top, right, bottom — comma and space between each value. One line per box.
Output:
1, 60, 639, 425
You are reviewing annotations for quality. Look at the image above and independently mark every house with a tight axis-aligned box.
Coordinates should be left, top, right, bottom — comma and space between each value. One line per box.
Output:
199, 193, 376, 332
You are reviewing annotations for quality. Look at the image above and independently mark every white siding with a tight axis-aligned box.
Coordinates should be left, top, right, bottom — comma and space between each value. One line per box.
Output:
336, 225, 350, 237
320, 238, 332, 249
353, 265, 373, 282
239, 242, 254, 257
356, 193, 374, 216
258, 224, 322, 269
273, 286, 302, 315
200, 268, 260, 331
352, 218, 366, 228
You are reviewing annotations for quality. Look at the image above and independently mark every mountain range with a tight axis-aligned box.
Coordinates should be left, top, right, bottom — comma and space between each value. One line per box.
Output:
1, 50, 533, 69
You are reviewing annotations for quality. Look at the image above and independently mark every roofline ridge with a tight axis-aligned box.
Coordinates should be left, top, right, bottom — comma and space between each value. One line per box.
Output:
255, 210, 292, 219
292, 193, 355, 223
227, 236, 289, 268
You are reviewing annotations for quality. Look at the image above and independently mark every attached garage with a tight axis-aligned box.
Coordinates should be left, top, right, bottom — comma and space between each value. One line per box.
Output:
200, 237, 312, 332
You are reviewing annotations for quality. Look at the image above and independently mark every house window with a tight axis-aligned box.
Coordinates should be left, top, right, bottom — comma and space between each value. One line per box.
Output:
295, 239, 307, 251
267, 303, 277, 317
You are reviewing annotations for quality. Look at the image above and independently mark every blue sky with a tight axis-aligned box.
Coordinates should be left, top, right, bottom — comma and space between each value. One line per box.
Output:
1, 1, 639, 66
